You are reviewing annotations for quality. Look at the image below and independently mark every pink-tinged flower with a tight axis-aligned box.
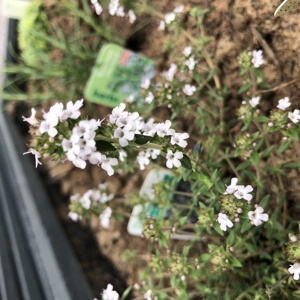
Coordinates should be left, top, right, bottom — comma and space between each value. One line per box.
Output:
234, 185, 253, 201
183, 84, 196, 96
23, 148, 42, 168
22, 108, 38, 125
166, 150, 183, 168
288, 109, 300, 124
248, 206, 268, 226
217, 213, 233, 231
102, 283, 119, 300
249, 96, 260, 107
288, 263, 300, 280
171, 132, 189, 148
225, 177, 238, 194
277, 97, 291, 110
251, 50, 264, 68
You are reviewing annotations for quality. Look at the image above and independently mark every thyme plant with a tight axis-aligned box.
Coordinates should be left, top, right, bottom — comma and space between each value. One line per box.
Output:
22, 1, 300, 299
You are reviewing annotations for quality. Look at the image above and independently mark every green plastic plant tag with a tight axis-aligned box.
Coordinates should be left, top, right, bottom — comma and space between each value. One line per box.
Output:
84, 43, 155, 107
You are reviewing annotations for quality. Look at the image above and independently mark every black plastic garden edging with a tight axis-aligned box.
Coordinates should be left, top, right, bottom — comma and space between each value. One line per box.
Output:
0, 19, 93, 300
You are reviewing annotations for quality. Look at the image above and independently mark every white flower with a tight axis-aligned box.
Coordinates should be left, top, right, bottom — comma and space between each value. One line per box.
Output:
165, 12, 176, 24
158, 20, 165, 31
119, 150, 127, 162
185, 57, 196, 71
166, 150, 183, 168
141, 78, 151, 89
171, 132, 189, 148
225, 177, 238, 194
217, 213, 233, 231
288, 109, 300, 124
110, 103, 127, 124
39, 118, 58, 137
249, 96, 260, 108
102, 283, 119, 300
183, 46, 192, 57
162, 64, 177, 81
60, 99, 83, 120
143, 290, 152, 300
251, 50, 264, 68
183, 84, 196, 96
128, 10, 136, 23
145, 91, 154, 104
116, 6, 125, 17
174, 4, 185, 13
288, 263, 300, 280
22, 108, 38, 125
100, 155, 118, 176
156, 120, 175, 137
68, 212, 82, 222
80, 196, 91, 209
100, 207, 112, 229
234, 185, 253, 201
91, 0, 103, 15
248, 206, 269, 226
23, 148, 42, 168
108, 0, 119, 16
137, 151, 150, 170
277, 97, 291, 110
114, 124, 135, 147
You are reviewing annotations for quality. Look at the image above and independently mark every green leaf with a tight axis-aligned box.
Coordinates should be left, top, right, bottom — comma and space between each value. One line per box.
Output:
158, 232, 169, 249
178, 216, 188, 226
277, 140, 291, 154
255, 115, 269, 123
260, 194, 270, 208
240, 221, 252, 233
261, 145, 275, 158
134, 134, 153, 145
227, 229, 236, 245
286, 128, 299, 141
120, 287, 132, 300
236, 160, 251, 171
238, 82, 252, 94
96, 140, 116, 152
229, 256, 242, 267
250, 150, 260, 166
181, 154, 192, 170
213, 222, 224, 236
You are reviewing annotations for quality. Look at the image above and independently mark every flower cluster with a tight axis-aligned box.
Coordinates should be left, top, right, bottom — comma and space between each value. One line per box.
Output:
218, 177, 269, 231
158, 5, 185, 31
251, 49, 264, 68
23, 100, 190, 175
68, 183, 114, 228
91, 0, 136, 23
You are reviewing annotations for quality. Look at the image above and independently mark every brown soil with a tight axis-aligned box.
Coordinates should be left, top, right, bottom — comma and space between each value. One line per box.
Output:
11, 0, 300, 298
